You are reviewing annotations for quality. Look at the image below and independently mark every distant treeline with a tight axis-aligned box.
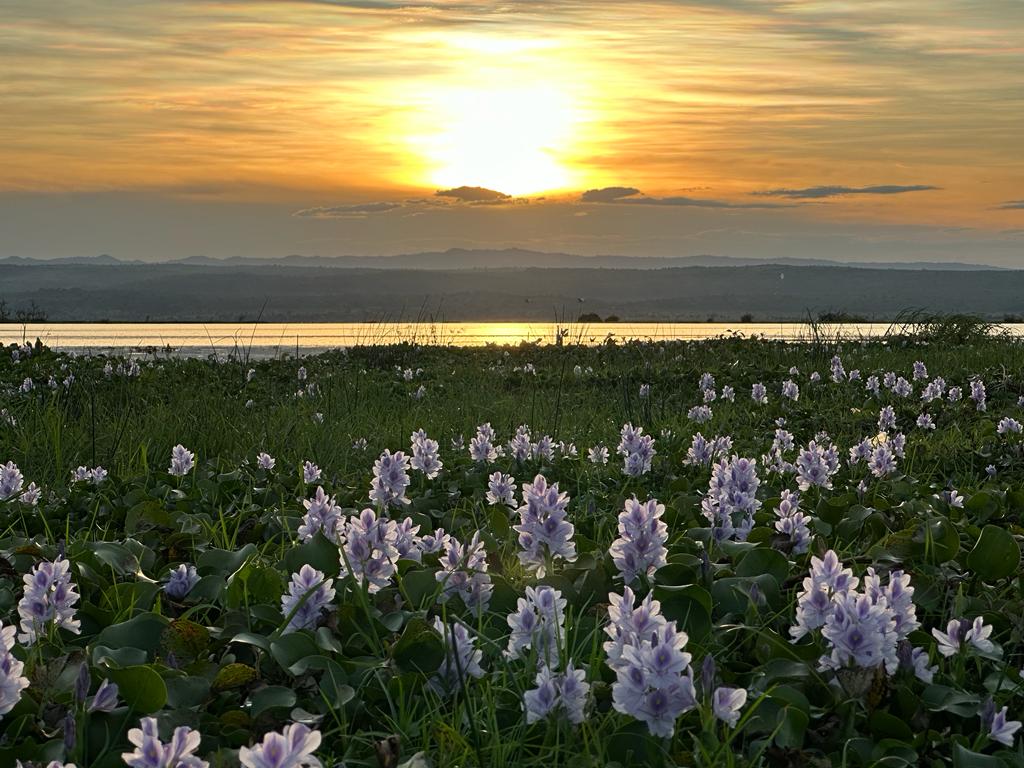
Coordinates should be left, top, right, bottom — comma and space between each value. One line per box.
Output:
2, 262, 1023, 323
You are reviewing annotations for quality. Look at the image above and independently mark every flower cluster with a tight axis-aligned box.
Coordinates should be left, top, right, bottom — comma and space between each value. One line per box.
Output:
605, 587, 696, 737
486, 471, 516, 507
795, 440, 840, 491
617, 423, 656, 476
17, 557, 81, 644
435, 531, 492, 611
773, 490, 811, 554
609, 496, 669, 584
523, 662, 589, 725
121, 717, 209, 768
238, 722, 322, 768
298, 486, 344, 543
0, 461, 24, 500
514, 474, 576, 576
791, 551, 920, 677
701, 455, 761, 542
429, 618, 484, 697
410, 430, 443, 478
369, 449, 411, 508
338, 509, 400, 594
281, 565, 336, 633
0, 620, 30, 716
168, 444, 195, 477
507, 585, 567, 667
164, 564, 200, 600
470, 422, 499, 463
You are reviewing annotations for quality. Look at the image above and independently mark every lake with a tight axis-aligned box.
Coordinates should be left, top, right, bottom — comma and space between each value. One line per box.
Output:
2, 322, 1022, 358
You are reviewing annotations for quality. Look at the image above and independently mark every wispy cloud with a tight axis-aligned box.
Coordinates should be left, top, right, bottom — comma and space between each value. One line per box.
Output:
752, 185, 940, 200
996, 200, 1024, 210
294, 202, 404, 218
581, 186, 790, 209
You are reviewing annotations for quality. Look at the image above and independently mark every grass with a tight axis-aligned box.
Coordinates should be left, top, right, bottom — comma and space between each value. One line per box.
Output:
1, 324, 1024, 767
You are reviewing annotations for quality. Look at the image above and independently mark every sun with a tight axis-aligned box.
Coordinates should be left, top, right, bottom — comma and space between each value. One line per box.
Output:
404, 83, 579, 197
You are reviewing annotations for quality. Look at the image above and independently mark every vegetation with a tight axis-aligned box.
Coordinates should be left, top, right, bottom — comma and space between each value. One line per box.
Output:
1, 324, 1024, 767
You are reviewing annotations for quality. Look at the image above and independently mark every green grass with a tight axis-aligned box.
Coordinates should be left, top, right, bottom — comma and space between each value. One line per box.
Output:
1, 329, 1023, 767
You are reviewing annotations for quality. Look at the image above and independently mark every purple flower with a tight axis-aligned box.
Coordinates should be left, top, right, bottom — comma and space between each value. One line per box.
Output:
773, 489, 810, 554
0, 461, 25, 500
507, 585, 567, 667
369, 450, 411, 508
486, 471, 516, 507
781, 379, 799, 401
618, 423, 656, 475
257, 452, 276, 470
514, 475, 576, 576
587, 444, 609, 465
298, 487, 344, 544
168, 445, 195, 477
164, 564, 200, 600
985, 704, 1022, 747
339, 509, 399, 594
410, 431, 443, 478
122, 716, 208, 768
751, 383, 768, 404
524, 662, 589, 725
88, 678, 120, 713
18, 557, 81, 644
971, 379, 987, 411
429, 618, 484, 697
796, 440, 840, 491
238, 722, 322, 768
609, 497, 668, 584
281, 565, 335, 633
435, 531, 492, 611
702, 456, 761, 542
0, 621, 30, 715
998, 417, 1023, 436
712, 686, 747, 728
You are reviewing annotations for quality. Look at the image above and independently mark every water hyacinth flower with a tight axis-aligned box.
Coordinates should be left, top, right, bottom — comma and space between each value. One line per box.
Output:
916, 413, 935, 431
20, 482, 41, 506
605, 588, 696, 738
238, 723, 322, 768
470, 423, 499, 463
971, 379, 987, 411
878, 405, 896, 432
509, 425, 533, 462
912, 360, 927, 380
699, 372, 716, 392
687, 405, 713, 424
168, 445, 195, 477
418, 527, 451, 555
703, 388, 717, 403
410, 430, 443, 478
506, 585, 567, 667
702, 456, 761, 542
164, 564, 200, 600
435, 530, 492, 610
639, 383, 650, 399
0, 461, 25, 500
88, 678, 120, 713
18, 557, 81, 644
302, 461, 321, 484
0, 620, 30, 716
256, 452, 276, 470
369, 450, 411, 508
948, 386, 963, 402
429, 618, 484, 696
984, 704, 1022, 748
712, 687, 747, 728
609, 496, 668, 584
338, 508, 400, 594
751, 383, 768, 404
558, 441, 578, 458
865, 375, 880, 396
773, 490, 811, 554
617, 423, 656, 475
795, 440, 841, 491
532, 434, 555, 462
298, 487, 344, 543
587, 444, 609, 465
893, 377, 912, 398
921, 377, 946, 403
514, 475, 576, 576
122, 717, 208, 768
281, 565, 335, 633
830, 355, 846, 383
869, 443, 897, 478
997, 417, 1023, 435
486, 472, 516, 507
809, 371, 821, 383
684, 433, 714, 467
781, 379, 799, 401
524, 662, 589, 725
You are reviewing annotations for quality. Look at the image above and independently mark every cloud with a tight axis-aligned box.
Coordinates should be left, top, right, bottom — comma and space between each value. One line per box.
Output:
293, 201, 403, 218
581, 186, 641, 203
996, 200, 1024, 210
581, 186, 790, 209
752, 184, 940, 199
435, 186, 510, 203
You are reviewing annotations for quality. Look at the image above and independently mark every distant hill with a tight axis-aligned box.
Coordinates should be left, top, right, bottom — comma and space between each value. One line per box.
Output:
1, 261, 1022, 323
0, 248, 1011, 271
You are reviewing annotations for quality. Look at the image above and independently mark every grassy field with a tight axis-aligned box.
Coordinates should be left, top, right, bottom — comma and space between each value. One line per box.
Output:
2, 319, 1024, 767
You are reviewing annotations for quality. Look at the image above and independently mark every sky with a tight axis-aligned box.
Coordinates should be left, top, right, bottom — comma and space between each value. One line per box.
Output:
1, 0, 1023, 265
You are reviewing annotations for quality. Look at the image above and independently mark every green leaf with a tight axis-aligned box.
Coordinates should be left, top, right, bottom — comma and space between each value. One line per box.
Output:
250, 686, 297, 718
952, 743, 1004, 768
393, 618, 445, 674
103, 665, 167, 713
735, 547, 790, 583
967, 525, 1020, 581
270, 632, 320, 671
95, 613, 169, 655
